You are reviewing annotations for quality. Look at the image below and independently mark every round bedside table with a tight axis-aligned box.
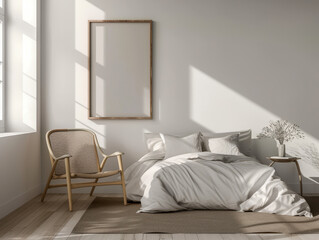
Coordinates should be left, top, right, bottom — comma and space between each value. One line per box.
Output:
267, 157, 303, 196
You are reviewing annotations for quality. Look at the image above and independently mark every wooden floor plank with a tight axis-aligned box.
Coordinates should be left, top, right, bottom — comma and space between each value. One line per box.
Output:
0, 194, 318, 240
25, 194, 82, 240
0, 194, 63, 236
259, 234, 301, 240
123, 234, 144, 240
197, 234, 223, 240
172, 234, 186, 240
220, 234, 261, 240
28, 194, 94, 240
53, 194, 95, 240
245, 234, 263, 240
298, 234, 319, 240
103, 234, 124, 240
134, 234, 144, 240
184, 234, 198, 240
145, 234, 160, 240
0, 194, 68, 239
67, 234, 84, 240
160, 234, 173, 240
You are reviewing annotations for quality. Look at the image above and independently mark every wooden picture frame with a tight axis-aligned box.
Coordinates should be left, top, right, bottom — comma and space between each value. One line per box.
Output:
88, 20, 153, 120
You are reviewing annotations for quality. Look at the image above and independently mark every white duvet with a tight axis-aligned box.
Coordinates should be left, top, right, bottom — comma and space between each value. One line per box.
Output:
125, 151, 312, 217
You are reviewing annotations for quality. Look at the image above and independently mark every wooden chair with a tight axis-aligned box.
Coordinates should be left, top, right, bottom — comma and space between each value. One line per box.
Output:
41, 128, 127, 211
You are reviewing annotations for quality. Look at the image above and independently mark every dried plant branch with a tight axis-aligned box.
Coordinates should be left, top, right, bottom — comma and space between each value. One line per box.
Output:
257, 120, 305, 144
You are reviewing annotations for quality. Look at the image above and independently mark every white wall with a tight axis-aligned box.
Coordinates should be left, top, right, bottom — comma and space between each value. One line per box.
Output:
0, 0, 41, 219
41, 0, 319, 194
0, 133, 41, 219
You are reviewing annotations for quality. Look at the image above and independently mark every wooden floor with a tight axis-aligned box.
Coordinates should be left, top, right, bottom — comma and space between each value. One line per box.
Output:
0, 194, 318, 240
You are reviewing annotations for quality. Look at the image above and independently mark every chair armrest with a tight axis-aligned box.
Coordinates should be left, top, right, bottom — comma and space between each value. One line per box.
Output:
100, 152, 124, 170
55, 154, 72, 161
107, 152, 124, 158
49, 154, 72, 175
98, 147, 124, 158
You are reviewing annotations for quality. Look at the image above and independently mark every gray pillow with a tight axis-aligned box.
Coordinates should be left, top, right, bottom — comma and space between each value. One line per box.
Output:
204, 134, 243, 156
201, 129, 252, 156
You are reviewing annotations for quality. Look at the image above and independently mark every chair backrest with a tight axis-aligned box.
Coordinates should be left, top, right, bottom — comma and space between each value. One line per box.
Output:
46, 129, 100, 175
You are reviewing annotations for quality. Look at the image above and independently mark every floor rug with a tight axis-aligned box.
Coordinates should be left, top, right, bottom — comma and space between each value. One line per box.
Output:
72, 196, 319, 234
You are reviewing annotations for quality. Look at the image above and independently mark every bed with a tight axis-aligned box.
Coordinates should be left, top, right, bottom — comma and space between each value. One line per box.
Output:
124, 131, 312, 217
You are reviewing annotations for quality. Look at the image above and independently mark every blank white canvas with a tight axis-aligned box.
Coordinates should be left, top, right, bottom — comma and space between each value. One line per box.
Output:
90, 22, 151, 118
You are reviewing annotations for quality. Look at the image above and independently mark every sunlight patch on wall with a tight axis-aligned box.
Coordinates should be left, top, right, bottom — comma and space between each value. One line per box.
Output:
74, 62, 106, 141
23, 0, 36, 28
23, 35, 36, 80
189, 66, 319, 181
94, 76, 105, 117
95, 26, 104, 66
74, 1, 106, 143
75, 63, 88, 108
75, 0, 105, 55
22, 91, 36, 130
22, 34, 36, 130
189, 66, 277, 135
22, 74, 36, 98
75, 103, 106, 147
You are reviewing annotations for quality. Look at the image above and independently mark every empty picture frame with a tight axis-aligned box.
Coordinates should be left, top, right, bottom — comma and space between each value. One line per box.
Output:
88, 20, 152, 119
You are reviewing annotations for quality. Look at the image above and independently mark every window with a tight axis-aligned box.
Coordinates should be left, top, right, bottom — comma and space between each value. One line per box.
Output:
0, 0, 4, 133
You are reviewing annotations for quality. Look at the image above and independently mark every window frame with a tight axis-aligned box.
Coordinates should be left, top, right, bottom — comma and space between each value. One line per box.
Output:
0, 0, 5, 133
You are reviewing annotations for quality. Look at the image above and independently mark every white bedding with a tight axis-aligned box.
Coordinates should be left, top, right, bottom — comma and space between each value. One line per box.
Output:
125, 151, 312, 217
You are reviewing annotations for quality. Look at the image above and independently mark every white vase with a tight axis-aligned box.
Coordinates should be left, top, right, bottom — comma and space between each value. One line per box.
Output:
278, 144, 286, 157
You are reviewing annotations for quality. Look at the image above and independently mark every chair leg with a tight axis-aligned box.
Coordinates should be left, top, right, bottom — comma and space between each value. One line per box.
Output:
121, 172, 127, 205
117, 155, 127, 205
294, 160, 303, 196
41, 167, 56, 202
65, 158, 73, 211
89, 178, 99, 196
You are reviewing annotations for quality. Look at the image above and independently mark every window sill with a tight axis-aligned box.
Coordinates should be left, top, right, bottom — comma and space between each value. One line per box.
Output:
0, 131, 36, 138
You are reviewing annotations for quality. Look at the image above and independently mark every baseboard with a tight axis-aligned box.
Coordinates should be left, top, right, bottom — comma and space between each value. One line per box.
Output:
0, 184, 42, 220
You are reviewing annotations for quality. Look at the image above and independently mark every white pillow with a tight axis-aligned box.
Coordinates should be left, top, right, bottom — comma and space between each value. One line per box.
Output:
201, 129, 252, 156
204, 134, 243, 156
144, 133, 165, 152
160, 133, 202, 159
